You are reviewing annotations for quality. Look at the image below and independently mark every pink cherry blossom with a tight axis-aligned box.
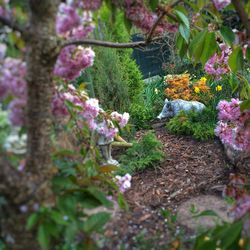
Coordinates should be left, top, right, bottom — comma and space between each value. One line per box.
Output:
212, 0, 231, 10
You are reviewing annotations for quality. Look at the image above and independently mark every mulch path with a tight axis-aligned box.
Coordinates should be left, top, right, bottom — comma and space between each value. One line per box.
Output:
103, 127, 235, 249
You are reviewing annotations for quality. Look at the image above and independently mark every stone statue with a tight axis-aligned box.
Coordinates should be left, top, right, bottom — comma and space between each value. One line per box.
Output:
157, 98, 206, 119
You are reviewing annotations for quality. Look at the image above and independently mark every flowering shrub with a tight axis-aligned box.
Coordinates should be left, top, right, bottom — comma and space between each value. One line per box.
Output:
215, 99, 250, 151
164, 74, 211, 102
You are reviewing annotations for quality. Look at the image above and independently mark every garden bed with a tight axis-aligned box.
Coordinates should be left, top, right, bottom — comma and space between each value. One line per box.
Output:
104, 128, 234, 249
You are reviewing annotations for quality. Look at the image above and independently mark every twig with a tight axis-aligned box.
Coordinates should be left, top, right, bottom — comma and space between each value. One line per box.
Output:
146, 0, 183, 42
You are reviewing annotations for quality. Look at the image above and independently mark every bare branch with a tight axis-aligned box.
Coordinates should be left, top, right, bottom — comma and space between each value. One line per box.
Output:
61, 36, 164, 50
0, 15, 24, 33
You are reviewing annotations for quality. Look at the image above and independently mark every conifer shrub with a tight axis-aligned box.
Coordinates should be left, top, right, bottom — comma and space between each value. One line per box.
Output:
118, 132, 164, 174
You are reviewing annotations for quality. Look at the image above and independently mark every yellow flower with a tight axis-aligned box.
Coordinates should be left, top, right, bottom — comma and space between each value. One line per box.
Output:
215, 85, 222, 92
204, 236, 210, 241
154, 88, 159, 94
200, 77, 207, 83
238, 238, 244, 248
194, 87, 200, 93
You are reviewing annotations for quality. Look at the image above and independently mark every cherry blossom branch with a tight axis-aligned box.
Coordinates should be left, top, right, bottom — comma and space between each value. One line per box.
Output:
0, 15, 24, 33
231, 0, 250, 39
61, 36, 164, 50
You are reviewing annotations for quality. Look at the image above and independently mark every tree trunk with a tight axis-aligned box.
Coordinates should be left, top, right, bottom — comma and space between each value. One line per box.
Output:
1, 1, 60, 249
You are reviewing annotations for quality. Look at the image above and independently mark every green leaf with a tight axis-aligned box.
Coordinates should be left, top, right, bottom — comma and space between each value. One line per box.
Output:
50, 210, 68, 225
117, 192, 129, 211
220, 26, 235, 45
87, 187, 113, 208
246, 47, 250, 62
200, 32, 217, 66
174, 10, 189, 28
240, 99, 250, 112
193, 210, 220, 219
189, 29, 208, 62
83, 212, 111, 233
149, 0, 158, 11
228, 47, 244, 73
179, 23, 190, 43
26, 213, 39, 230
38, 224, 50, 250
174, 10, 190, 43
219, 221, 243, 248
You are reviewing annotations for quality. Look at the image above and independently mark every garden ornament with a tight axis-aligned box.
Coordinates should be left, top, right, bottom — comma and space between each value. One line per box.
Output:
157, 98, 206, 119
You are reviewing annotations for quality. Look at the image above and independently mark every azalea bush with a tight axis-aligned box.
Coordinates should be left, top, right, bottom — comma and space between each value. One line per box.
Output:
164, 74, 211, 103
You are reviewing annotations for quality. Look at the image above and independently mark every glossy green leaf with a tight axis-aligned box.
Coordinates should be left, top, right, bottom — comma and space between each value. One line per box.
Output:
228, 47, 244, 73
174, 10, 189, 28
220, 26, 235, 45
83, 212, 111, 233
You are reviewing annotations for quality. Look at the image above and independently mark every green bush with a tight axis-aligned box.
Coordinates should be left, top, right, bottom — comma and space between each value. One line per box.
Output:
166, 108, 216, 141
118, 132, 164, 175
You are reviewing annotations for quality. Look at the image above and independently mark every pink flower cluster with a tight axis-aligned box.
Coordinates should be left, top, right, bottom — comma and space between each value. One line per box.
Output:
215, 99, 250, 151
54, 2, 95, 80
56, 2, 94, 39
204, 44, 231, 79
111, 111, 130, 128
54, 45, 95, 80
52, 85, 129, 140
0, 47, 27, 126
124, 0, 178, 34
115, 174, 132, 193
212, 0, 231, 10
0, 0, 10, 19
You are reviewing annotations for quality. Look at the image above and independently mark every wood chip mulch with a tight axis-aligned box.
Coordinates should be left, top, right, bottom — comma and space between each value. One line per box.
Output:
103, 128, 235, 249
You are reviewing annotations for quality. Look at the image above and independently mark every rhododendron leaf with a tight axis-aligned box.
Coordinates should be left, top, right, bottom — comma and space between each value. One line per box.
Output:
220, 26, 235, 46
228, 47, 244, 72
176, 33, 188, 58
200, 32, 217, 66
149, 0, 159, 11
240, 100, 250, 112
83, 212, 111, 233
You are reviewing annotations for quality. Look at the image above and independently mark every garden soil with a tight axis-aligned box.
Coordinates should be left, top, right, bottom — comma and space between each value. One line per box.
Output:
103, 127, 236, 249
